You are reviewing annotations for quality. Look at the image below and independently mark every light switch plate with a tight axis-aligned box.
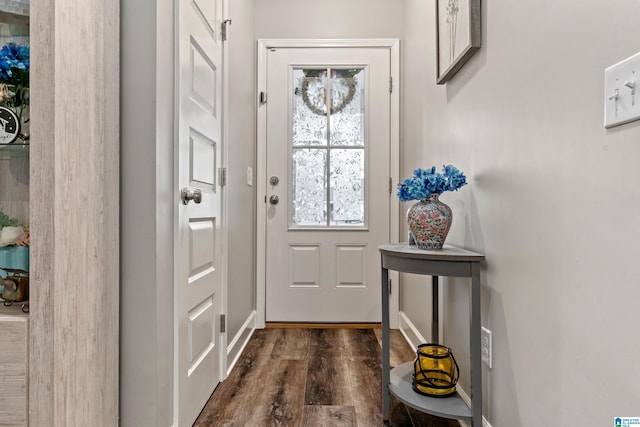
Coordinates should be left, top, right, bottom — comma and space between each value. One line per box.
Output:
604, 52, 640, 128
246, 166, 253, 186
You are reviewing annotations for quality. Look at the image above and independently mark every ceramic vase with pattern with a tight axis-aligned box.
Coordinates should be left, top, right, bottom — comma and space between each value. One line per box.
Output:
406, 194, 452, 249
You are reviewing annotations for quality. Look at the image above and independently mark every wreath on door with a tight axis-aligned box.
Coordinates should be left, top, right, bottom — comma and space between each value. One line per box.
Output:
299, 69, 360, 116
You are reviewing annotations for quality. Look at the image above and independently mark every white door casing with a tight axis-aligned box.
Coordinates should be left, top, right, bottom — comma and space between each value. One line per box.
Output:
175, 1, 226, 426
257, 40, 400, 326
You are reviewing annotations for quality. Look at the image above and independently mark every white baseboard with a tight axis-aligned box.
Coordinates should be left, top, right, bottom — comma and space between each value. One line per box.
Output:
398, 310, 427, 350
455, 386, 492, 427
398, 311, 492, 427
226, 310, 256, 376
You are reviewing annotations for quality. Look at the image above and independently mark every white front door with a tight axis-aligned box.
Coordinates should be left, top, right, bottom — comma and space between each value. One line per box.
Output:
175, 1, 225, 425
264, 46, 392, 322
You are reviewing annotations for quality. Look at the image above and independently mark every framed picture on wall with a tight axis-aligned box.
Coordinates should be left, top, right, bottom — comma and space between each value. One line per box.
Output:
436, 0, 481, 84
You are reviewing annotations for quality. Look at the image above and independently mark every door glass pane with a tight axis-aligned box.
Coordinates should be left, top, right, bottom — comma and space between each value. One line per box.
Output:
292, 68, 327, 146
292, 148, 326, 226
291, 67, 366, 228
330, 149, 364, 225
330, 69, 364, 146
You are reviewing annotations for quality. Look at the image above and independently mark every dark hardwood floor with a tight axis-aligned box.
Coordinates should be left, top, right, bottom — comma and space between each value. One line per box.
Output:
194, 328, 460, 427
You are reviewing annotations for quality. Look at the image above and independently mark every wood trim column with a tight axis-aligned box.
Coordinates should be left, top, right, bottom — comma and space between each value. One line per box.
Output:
30, 0, 120, 425
29, 0, 55, 423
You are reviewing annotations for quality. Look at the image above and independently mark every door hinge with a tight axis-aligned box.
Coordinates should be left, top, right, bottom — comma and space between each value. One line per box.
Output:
219, 167, 227, 186
259, 91, 267, 105
389, 278, 392, 295
220, 314, 226, 333
221, 19, 232, 41
389, 76, 393, 93
389, 177, 393, 194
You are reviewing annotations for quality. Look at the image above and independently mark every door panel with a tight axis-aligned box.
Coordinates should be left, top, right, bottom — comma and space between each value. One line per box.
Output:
188, 296, 216, 374
336, 244, 367, 287
190, 40, 217, 113
193, 0, 218, 26
191, 133, 216, 186
289, 245, 320, 287
176, 0, 224, 425
265, 47, 391, 322
189, 219, 215, 274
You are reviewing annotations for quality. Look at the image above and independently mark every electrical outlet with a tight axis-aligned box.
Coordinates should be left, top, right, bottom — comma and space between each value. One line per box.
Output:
481, 327, 492, 368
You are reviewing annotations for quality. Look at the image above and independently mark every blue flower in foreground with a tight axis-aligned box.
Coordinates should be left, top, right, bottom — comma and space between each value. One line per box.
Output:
0, 42, 29, 108
396, 164, 467, 201
0, 42, 29, 84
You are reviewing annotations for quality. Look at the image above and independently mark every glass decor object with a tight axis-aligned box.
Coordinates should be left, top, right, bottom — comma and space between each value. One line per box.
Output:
291, 67, 365, 227
412, 343, 459, 398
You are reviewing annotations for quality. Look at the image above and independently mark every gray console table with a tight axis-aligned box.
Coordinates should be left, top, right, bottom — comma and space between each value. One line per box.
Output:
379, 243, 485, 426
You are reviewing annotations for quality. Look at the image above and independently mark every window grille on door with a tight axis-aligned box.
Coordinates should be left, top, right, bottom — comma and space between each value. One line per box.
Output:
290, 67, 366, 228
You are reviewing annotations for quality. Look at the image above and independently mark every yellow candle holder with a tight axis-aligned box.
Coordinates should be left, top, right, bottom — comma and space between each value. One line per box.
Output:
412, 343, 459, 398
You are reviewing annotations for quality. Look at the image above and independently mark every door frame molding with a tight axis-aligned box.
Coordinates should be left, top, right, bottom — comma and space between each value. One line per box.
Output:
256, 39, 401, 329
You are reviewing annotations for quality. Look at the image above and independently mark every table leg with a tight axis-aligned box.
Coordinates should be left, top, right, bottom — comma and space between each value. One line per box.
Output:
432, 275, 439, 344
381, 264, 390, 421
470, 263, 482, 426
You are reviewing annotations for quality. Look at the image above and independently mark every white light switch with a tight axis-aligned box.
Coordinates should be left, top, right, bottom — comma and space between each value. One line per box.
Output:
246, 167, 253, 186
604, 52, 640, 128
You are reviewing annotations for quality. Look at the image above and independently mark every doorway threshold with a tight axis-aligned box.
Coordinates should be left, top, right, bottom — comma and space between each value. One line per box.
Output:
265, 322, 381, 329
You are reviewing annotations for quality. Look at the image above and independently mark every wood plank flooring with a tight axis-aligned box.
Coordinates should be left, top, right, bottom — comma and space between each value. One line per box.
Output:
194, 328, 460, 427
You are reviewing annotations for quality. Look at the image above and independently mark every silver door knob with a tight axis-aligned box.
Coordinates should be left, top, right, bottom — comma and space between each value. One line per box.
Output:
181, 188, 202, 205
269, 195, 279, 205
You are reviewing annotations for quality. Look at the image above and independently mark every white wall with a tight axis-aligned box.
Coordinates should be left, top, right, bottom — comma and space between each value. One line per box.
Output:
255, 0, 403, 39
402, 0, 640, 425
225, 0, 257, 362
120, 0, 174, 425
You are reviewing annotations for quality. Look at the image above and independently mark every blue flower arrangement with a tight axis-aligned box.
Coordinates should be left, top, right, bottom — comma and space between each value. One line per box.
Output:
0, 42, 29, 107
397, 165, 467, 201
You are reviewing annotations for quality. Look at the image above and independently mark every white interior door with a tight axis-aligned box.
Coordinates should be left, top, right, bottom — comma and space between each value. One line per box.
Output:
175, 1, 224, 425
264, 47, 392, 322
